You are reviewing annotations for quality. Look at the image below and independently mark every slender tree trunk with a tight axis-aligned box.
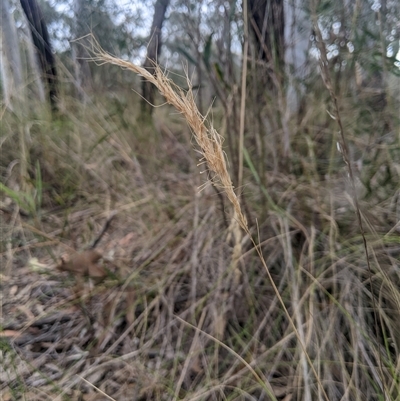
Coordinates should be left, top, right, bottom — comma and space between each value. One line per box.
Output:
72, 0, 92, 99
20, 0, 58, 111
141, 0, 170, 116
22, 21, 46, 103
1, 0, 23, 106
284, 0, 310, 114
0, 43, 9, 102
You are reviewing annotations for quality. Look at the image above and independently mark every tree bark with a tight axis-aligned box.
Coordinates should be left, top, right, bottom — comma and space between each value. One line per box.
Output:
20, 0, 58, 111
1, 0, 23, 106
141, 0, 170, 116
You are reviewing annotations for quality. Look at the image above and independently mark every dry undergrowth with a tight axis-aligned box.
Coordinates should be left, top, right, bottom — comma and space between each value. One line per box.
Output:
1, 41, 400, 401
91, 43, 334, 400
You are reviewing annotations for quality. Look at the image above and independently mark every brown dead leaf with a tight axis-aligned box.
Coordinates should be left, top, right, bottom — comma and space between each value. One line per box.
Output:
0, 330, 22, 338
118, 232, 136, 247
57, 250, 107, 281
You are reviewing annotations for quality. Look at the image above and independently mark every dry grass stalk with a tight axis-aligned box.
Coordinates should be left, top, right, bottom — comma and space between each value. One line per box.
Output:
89, 39, 248, 232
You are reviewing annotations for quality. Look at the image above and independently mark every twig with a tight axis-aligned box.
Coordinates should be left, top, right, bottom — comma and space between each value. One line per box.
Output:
89, 211, 117, 249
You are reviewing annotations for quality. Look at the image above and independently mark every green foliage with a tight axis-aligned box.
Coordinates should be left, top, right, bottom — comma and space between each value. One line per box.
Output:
202, 32, 214, 68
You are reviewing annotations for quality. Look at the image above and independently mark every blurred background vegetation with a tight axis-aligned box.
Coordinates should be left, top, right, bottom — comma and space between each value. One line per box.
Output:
1, 0, 400, 400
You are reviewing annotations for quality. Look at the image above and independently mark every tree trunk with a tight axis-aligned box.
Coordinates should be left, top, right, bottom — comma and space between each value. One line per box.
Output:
72, 0, 92, 99
248, 0, 285, 81
284, 0, 311, 114
0, 43, 9, 103
141, 0, 170, 116
1, 0, 23, 106
22, 19, 46, 103
20, 0, 58, 111
248, 0, 292, 157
